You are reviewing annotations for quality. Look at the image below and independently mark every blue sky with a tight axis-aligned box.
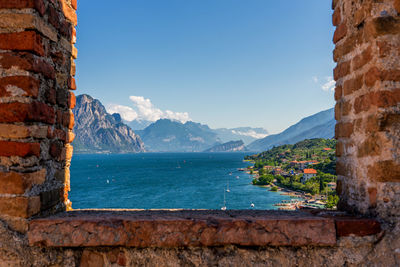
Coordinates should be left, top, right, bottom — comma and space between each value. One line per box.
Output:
75, 0, 335, 134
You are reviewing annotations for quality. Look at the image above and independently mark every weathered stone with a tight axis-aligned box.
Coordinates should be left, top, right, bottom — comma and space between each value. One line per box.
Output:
0, 31, 45, 56
368, 160, 400, 182
0, 196, 40, 218
0, 141, 40, 157
28, 211, 337, 247
0, 76, 40, 98
335, 218, 381, 237
80, 250, 105, 267
0, 169, 46, 194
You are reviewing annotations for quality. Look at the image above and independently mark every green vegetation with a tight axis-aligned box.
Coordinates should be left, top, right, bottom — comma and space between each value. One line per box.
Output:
270, 186, 278, 192
246, 138, 339, 207
325, 195, 339, 209
252, 174, 274, 185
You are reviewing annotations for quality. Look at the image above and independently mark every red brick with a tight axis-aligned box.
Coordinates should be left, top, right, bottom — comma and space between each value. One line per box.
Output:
60, 20, 73, 39
68, 77, 76, 90
368, 16, 400, 37
377, 40, 391, 58
71, 61, 76, 76
71, 0, 77, 10
333, 60, 351, 80
335, 100, 352, 121
72, 27, 77, 44
0, 169, 46, 194
50, 141, 64, 160
45, 87, 57, 105
0, 76, 40, 98
47, 4, 60, 30
343, 75, 363, 96
368, 160, 400, 182
335, 122, 353, 138
368, 187, 377, 207
364, 67, 381, 87
335, 218, 381, 237
62, 110, 74, 129
336, 160, 349, 176
333, 29, 364, 62
354, 89, 400, 114
0, 102, 55, 124
333, 21, 347, 43
357, 135, 383, 158
0, 31, 44, 56
117, 252, 127, 266
68, 92, 76, 109
0, 0, 45, 16
0, 52, 55, 79
365, 67, 400, 87
352, 46, 372, 71
0, 141, 40, 157
332, 7, 341, 26
395, 0, 400, 14
61, 0, 77, 26
0, 196, 40, 218
65, 144, 73, 160
334, 85, 342, 101
335, 142, 343, 157
50, 51, 66, 66
48, 128, 67, 142
66, 131, 75, 143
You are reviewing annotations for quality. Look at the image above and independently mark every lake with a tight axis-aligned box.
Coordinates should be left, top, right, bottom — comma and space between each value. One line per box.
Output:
69, 152, 292, 210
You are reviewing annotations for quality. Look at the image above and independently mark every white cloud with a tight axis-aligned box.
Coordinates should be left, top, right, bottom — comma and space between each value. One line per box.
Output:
106, 96, 191, 123
313, 76, 335, 92
321, 77, 335, 92
231, 130, 268, 139
107, 104, 138, 121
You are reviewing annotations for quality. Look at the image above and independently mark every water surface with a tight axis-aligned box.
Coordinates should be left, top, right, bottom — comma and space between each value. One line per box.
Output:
70, 153, 292, 210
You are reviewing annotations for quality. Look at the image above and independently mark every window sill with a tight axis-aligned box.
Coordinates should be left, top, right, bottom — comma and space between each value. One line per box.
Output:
28, 210, 381, 248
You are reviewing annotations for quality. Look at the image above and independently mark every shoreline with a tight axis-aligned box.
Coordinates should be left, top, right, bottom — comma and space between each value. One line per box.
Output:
244, 168, 324, 211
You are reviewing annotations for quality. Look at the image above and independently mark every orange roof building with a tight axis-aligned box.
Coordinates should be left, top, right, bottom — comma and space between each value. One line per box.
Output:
303, 169, 317, 174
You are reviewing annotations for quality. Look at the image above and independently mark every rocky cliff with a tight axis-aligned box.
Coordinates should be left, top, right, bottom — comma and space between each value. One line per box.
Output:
73, 95, 145, 153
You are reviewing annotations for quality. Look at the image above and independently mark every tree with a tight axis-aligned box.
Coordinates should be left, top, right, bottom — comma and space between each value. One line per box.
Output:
325, 195, 339, 209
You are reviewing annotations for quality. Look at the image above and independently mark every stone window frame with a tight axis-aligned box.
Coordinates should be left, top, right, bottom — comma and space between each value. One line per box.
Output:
0, 0, 398, 249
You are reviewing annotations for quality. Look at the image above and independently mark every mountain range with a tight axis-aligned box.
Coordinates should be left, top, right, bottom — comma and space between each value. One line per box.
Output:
247, 108, 335, 151
135, 119, 219, 152
72, 95, 145, 153
72, 94, 334, 153
204, 140, 247, 153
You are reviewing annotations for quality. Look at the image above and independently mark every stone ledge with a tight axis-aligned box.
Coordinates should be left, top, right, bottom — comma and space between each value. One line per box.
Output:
28, 210, 381, 248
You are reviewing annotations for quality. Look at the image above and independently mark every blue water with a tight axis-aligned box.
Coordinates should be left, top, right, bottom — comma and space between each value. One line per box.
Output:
69, 153, 292, 210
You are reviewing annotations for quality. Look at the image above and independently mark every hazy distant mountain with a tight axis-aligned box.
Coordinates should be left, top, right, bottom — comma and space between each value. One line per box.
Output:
126, 119, 153, 130
204, 140, 247, 152
214, 127, 268, 145
73, 95, 145, 153
247, 108, 334, 151
136, 119, 220, 152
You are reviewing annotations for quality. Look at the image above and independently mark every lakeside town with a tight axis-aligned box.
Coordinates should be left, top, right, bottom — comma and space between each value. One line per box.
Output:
243, 138, 339, 210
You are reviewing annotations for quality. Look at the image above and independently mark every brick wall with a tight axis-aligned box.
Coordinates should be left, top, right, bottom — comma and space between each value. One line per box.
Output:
0, 0, 399, 266
333, 0, 400, 222
0, 0, 77, 233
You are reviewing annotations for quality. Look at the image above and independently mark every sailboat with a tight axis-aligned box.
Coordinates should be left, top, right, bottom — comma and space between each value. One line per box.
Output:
226, 180, 230, 193
221, 190, 227, 211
